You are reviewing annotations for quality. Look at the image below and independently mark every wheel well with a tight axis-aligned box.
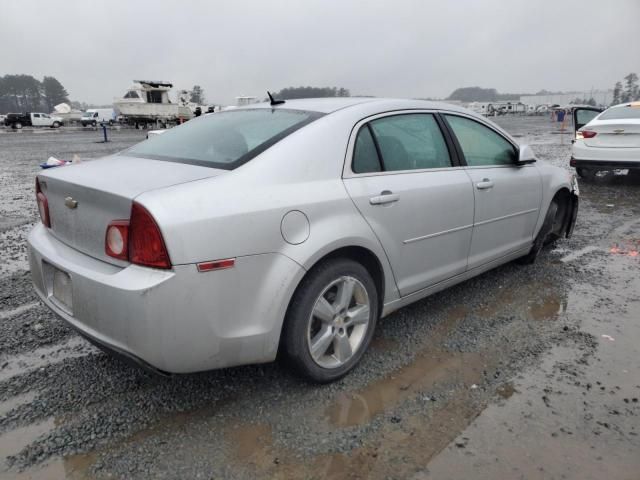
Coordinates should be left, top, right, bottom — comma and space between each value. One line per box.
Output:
551, 188, 572, 236
310, 246, 385, 310
277, 246, 386, 357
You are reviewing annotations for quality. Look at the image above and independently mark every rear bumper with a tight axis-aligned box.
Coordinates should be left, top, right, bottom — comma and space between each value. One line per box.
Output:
570, 158, 640, 170
28, 223, 305, 373
571, 140, 640, 170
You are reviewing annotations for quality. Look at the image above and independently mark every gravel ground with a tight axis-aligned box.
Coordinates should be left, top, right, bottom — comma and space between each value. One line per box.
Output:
0, 118, 638, 479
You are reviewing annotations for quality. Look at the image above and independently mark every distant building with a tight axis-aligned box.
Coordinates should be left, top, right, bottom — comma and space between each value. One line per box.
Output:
519, 90, 613, 108
236, 96, 259, 106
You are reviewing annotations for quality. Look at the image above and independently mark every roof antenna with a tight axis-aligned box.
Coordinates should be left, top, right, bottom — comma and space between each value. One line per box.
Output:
267, 91, 285, 106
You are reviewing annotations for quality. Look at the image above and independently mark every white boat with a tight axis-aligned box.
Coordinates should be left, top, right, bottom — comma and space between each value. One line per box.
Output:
114, 80, 192, 125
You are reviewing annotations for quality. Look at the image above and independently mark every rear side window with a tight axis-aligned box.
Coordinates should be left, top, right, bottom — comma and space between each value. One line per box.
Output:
353, 126, 382, 173
445, 115, 516, 167
125, 109, 323, 169
352, 113, 451, 173
599, 106, 640, 120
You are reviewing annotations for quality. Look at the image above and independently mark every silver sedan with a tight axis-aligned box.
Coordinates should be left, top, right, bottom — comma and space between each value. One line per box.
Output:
28, 98, 578, 382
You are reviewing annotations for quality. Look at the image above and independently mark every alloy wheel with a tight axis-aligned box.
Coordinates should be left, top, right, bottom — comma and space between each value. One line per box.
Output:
307, 275, 371, 369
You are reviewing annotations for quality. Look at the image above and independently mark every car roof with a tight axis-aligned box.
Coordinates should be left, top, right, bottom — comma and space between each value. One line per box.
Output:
242, 97, 469, 115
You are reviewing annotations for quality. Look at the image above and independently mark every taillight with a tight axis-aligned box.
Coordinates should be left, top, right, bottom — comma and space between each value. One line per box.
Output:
128, 202, 171, 269
105, 220, 129, 260
580, 130, 597, 139
35, 178, 51, 228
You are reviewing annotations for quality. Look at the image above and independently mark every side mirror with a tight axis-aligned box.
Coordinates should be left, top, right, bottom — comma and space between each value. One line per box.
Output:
516, 145, 536, 165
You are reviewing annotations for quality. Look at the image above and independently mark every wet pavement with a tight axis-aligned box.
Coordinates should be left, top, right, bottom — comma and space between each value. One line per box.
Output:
0, 118, 638, 479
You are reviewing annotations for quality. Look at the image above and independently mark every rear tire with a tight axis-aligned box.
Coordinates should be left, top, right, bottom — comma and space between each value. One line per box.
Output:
283, 258, 379, 383
576, 167, 595, 181
14, 122, 23, 130
518, 201, 558, 265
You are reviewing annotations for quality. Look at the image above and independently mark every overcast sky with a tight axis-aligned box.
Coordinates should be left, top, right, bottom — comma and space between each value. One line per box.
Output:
1, 0, 638, 105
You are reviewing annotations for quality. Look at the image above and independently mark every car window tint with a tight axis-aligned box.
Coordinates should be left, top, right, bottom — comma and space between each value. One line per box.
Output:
368, 114, 451, 171
576, 109, 600, 125
445, 115, 516, 166
352, 126, 381, 173
599, 106, 640, 120
125, 109, 324, 170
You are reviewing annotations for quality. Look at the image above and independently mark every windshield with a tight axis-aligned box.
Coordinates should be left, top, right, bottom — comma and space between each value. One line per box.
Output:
599, 106, 640, 120
82, 112, 93, 117
124, 108, 324, 169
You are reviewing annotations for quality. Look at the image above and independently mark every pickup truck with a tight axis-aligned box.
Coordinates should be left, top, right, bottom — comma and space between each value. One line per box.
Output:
4, 112, 64, 129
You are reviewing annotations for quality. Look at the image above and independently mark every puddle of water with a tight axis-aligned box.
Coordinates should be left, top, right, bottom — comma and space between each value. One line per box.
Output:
325, 351, 484, 428
0, 391, 37, 418
529, 293, 565, 320
225, 423, 275, 472
0, 302, 39, 320
369, 336, 398, 352
0, 454, 96, 480
496, 382, 517, 400
0, 418, 55, 465
0, 337, 97, 382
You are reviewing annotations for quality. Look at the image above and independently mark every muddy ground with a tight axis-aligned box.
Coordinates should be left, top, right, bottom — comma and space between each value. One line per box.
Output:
0, 118, 638, 480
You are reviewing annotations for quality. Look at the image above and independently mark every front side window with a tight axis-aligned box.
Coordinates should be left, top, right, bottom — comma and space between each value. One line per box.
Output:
125, 109, 323, 169
445, 115, 516, 167
352, 114, 451, 173
33, 114, 40, 118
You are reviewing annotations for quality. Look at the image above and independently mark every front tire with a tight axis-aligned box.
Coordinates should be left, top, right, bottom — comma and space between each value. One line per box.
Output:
519, 201, 558, 265
91, 120, 97, 127
283, 258, 379, 383
52, 121, 60, 128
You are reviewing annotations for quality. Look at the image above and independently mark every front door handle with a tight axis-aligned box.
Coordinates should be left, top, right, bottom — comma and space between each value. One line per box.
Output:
369, 191, 400, 205
476, 178, 494, 190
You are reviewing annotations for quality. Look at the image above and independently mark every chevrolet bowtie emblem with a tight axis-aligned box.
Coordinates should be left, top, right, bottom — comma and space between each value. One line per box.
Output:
64, 196, 78, 209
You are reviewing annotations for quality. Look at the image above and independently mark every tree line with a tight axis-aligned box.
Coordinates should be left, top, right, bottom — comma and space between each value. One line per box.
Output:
272, 86, 350, 100
612, 73, 639, 105
447, 87, 521, 102
0, 74, 70, 114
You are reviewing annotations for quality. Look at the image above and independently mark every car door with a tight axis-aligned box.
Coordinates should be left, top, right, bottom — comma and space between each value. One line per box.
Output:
572, 107, 602, 137
32, 113, 44, 126
343, 112, 475, 297
442, 113, 542, 270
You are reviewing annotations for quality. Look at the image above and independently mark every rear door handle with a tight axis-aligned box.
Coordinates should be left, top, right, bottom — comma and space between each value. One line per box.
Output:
369, 191, 400, 205
476, 179, 494, 190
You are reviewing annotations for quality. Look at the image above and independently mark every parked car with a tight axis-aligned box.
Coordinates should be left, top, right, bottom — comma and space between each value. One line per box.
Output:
81, 108, 116, 127
4, 112, 63, 129
28, 98, 579, 382
571, 102, 640, 179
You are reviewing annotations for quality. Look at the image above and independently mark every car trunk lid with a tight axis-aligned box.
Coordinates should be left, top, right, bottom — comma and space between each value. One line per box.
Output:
38, 155, 224, 265
583, 120, 640, 148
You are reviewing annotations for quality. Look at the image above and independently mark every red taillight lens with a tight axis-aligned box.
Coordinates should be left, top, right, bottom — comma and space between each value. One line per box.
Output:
581, 130, 597, 139
35, 178, 51, 228
105, 220, 129, 260
128, 202, 171, 269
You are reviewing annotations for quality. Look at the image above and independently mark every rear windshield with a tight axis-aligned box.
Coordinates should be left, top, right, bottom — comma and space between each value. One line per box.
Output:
599, 106, 640, 120
124, 108, 324, 169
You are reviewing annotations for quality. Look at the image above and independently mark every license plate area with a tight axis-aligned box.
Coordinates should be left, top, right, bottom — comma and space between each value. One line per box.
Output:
43, 261, 73, 314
